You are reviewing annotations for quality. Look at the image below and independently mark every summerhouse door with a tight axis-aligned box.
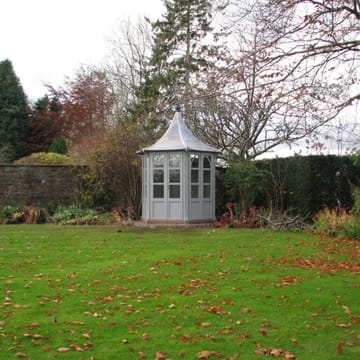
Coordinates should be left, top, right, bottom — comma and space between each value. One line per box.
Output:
151, 153, 182, 221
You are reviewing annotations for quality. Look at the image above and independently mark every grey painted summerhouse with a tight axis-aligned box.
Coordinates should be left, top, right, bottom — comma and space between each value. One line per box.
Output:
138, 106, 221, 223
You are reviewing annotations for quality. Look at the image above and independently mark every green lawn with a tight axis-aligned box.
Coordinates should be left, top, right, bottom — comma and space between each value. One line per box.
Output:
0, 225, 359, 359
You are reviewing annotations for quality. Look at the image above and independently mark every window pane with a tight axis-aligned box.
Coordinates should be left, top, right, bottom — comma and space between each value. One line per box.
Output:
203, 185, 211, 198
169, 153, 180, 168
169, 185, 180, 198
203, 170, 211, 183
153, 185, 164, 198
191, 169, 199, 183
191, 154, 199, 168
203, 156, 211, 168
191, 185, 199, 198
153, 169, 164, 183
153, 154, 164, 168
169, 169, 180, 183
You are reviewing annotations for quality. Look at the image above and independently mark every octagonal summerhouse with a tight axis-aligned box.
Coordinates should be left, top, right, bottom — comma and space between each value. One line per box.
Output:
138, 105, 221, 223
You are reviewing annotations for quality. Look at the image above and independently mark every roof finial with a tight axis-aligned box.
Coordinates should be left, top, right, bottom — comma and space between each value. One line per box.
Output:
175, 104, 181, 112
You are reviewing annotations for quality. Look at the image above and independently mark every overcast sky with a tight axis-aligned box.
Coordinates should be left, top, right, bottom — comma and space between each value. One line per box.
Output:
0, 0, 164, 101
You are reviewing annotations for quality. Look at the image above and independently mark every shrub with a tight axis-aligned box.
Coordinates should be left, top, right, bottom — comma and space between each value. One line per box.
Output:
86, 123, 143, 213
51, 205, 98, 223
352, 187, 360, 217
0, 205, 24, 224
343, 218, 360, 239
0, 205, 46, 224
313, 208, 347, 236
15, 152, 73, 165
225, 159, 268, 212
313, 207, 359, 239
62, 213, 110, 225
48, 136, 68, 155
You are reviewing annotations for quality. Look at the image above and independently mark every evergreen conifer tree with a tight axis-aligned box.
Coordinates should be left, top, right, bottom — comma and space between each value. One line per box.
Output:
132, 0, 214, 133
0, 59, 29, 162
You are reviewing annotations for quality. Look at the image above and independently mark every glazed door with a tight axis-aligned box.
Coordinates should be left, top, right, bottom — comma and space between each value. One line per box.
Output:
151, 153, 182, 220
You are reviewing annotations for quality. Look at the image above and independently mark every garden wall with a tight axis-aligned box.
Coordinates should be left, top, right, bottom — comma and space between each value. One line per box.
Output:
0, 165, 79, 206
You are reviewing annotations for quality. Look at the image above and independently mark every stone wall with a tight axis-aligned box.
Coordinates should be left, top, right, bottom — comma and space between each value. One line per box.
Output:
0, 165, 79, 206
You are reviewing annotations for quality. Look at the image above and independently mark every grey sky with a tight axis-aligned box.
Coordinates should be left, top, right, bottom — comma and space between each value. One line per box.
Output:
0, 0, 163, 100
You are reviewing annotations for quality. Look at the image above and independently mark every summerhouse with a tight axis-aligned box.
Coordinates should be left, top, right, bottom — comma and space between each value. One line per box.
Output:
138, 105, 221, 223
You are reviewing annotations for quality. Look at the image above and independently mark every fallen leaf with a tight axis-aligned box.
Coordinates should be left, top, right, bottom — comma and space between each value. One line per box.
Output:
283, 352, 296, 359
83, 342, 93, 349
342, 305, 352, 316
258, 328, 267, 336
181, 333, 191, 342
155, 351, 168, 359
138, 351, 146, 358
82, 333, 91, 339
57, 347, 70, 353
345, 340, 355, 346
337, 323, 352, 328
337, 342, 343, 354
15, 353, 28, 358
24, 322, 40, 329
197, 350, 221, 358
270, 348, 283, 357
255, 348, 267, 355
70, 344, 84, 352
66, 320, 84, 326
201, 322, 212, 328
23, 333, 44, 339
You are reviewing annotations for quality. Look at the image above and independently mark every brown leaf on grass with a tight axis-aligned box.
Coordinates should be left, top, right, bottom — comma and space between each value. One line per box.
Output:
180, 333, 191, 342
280, 276, 297, 286
83, 342, 93, 349
255, 347, 295, 358
201, 322, 212, 328
24, 322, 40, 329
337, 342, 343, 354
23, 333, 44, 339
155, 351, 168, 359
254, 348, 268, 355
258, 328, 267, 336
57, 347, 71, 352
241, 308, 251, 314
15, 353, 28, 358
345, 340, 356, 346
82, 333, 91, 339
197, 350, 221, 358
270, 348, 283, 356
138, 351, 146, 358
283, 352, 296, 360
337, 322, 352, 328
70, 344, 84, 352
342, 305, 352, 316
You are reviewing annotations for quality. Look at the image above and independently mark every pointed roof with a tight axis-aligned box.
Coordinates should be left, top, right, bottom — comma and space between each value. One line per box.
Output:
141, 106, 221, 153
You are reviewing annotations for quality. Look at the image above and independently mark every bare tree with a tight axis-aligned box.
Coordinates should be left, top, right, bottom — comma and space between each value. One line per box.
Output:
105, 16, 153, 115
261, 0, 360, 108
187, 0, 358, 158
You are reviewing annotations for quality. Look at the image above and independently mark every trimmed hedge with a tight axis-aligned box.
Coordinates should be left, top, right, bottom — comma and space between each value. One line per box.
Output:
256, 155, 360, 216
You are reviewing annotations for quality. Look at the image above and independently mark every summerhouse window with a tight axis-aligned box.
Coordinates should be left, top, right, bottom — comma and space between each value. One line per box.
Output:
169, 153, 181, 198
203, 155, 212, 198
153, 154, 164, 198
191, 154, 199, 198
